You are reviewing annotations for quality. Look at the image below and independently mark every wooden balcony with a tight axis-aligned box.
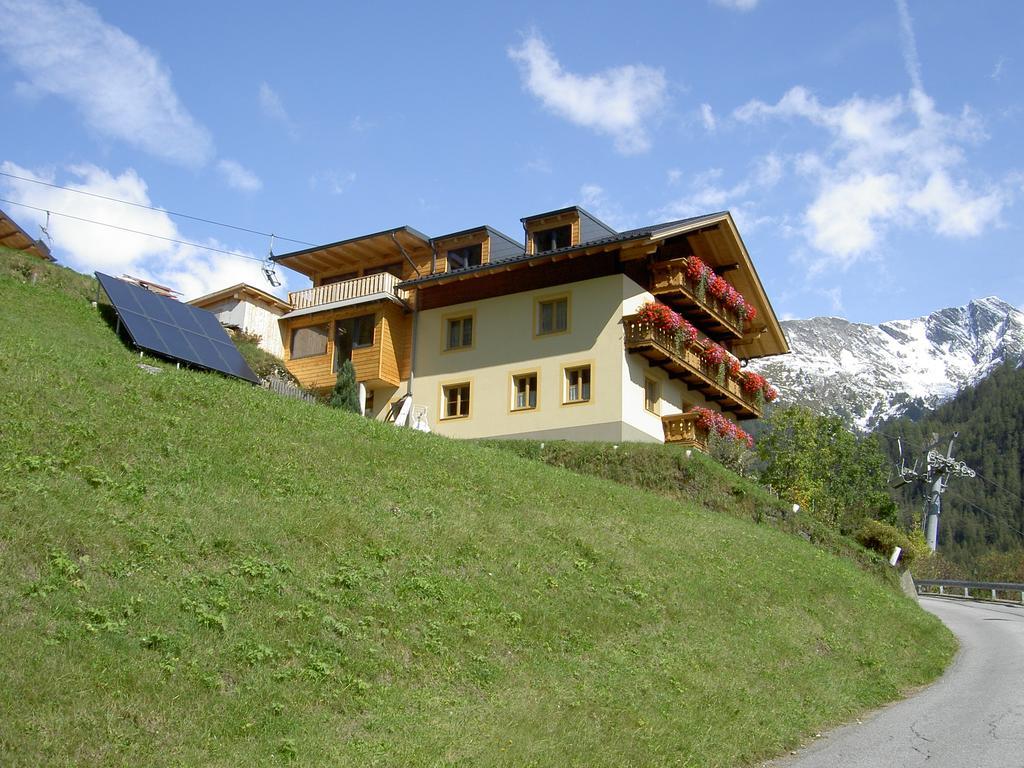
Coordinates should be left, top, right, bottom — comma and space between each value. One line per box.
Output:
650, 260, 744, 340
288, 272, 408, 312
623, 314, 763, 419
661, 413, 709, 451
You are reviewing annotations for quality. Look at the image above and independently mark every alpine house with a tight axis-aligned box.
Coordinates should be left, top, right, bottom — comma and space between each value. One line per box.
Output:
211, 206, 789, 450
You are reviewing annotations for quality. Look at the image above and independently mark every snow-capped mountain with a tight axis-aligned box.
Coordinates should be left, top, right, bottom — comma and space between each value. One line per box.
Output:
749, 296, 1024, 431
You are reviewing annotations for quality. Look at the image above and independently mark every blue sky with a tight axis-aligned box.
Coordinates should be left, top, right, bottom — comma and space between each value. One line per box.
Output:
0, 0, 1020, 323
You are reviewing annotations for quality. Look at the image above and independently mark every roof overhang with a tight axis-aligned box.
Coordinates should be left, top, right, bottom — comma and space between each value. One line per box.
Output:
272, 226, 432, 277
189, 282, 291, 312
280, 292, 406, 320
647, 213, 789, 359
0, 209, 54, 261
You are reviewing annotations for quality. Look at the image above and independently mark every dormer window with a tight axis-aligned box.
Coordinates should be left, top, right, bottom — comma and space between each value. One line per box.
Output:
447, 244, 482, 271
533, 225, 572, 253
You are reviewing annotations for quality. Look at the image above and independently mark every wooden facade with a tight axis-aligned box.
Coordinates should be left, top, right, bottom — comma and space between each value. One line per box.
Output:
283, 300, 408, 391
431, 229, 491, 275
523, 210, 581, 255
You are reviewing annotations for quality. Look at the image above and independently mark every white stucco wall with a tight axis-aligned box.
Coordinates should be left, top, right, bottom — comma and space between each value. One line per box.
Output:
242, 300, 286, 358
412, 274, 647, 441
396, 272, 733, 441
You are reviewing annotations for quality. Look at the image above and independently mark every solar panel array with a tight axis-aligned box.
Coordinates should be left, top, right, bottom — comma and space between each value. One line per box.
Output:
96, 272, 260, 384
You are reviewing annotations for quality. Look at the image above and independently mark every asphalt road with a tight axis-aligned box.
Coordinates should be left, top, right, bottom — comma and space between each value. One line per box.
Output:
769, 596, 1024, 768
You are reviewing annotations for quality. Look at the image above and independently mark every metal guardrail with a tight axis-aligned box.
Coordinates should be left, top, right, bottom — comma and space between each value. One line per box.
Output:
915, 578, 1024, 604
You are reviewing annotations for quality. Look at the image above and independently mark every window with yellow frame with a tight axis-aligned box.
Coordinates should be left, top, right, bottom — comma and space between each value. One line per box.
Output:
441, 382, 471, 419
535, 295, 569, 336
511, 372, 538, 411
563, 364, 591, 404
444, 314, 474, 351
644, 377, 660, 414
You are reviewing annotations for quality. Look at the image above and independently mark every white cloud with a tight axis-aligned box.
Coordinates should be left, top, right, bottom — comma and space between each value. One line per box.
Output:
258, 82, 298, 138
0, 0, 213, 167
666, 168, 683, 185
309, 170, 356, 196
217, 159, 262, 192
699, 103, 717, 132
349, 115, 374, 132
579, 183, 632, 230
894, 0, 924, 92
736, 86, 1007, 270
0, 161, 282, 299
654, 153, 783, 231
524, 157, 553, 175
804, 172, 902, 259
710, 0, 759, 10
990, 56, 1008, 81
508, 32, 667, 154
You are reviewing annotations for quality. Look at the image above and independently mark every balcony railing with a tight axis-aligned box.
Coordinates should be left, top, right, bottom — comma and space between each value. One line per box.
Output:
622, 314, 763, 419
288, 272, 407, 311
661, 413, 709, 451
650, 260, 744, 339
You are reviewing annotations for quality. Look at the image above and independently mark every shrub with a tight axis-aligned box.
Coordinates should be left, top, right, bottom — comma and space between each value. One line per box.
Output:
329, 359, 360, 413
231, 331, 296, 383
855, 520, 929, 569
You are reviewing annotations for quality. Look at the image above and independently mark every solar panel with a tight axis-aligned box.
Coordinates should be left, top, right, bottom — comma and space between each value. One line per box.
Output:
96, 272, 261, 384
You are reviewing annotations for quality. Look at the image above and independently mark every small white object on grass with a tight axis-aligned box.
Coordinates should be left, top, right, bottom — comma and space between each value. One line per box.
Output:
792, 503, 800, 514
889, 546, 902, 567
685, 450, 692, 459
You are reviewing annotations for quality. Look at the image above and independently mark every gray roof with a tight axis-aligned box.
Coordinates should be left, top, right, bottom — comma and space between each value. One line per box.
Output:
397, 212, 727, 289
271, 225, 431, 263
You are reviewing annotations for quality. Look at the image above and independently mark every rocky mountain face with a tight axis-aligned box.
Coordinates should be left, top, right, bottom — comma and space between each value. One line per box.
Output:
749, 296, 1024, 431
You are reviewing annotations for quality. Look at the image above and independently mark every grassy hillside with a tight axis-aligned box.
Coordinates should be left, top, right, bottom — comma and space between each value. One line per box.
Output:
479, 440, 877, 567
0, 253, 954, 767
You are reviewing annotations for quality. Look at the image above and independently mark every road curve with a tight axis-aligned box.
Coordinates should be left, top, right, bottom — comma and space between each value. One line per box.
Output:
768, 596, 1024, 768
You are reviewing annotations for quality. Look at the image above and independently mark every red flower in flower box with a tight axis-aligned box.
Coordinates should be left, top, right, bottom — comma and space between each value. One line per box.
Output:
690, 406, 716, 432
764, 385, 778, 403
741, 371, 766, 394
684, 255, 707, 283
701, 343, 726, 367
745, 305, 757, 324
727, 354, 741, 378
708, 274, 729, 300
677, 320, 698, 346
637, 301, 681, 333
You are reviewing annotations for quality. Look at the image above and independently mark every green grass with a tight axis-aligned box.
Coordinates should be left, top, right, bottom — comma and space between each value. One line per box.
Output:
0, 253, 955, 767
479, 440, 874, 562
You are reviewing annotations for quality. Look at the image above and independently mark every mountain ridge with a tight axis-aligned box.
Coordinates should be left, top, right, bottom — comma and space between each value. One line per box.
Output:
750, 296, 1024, 431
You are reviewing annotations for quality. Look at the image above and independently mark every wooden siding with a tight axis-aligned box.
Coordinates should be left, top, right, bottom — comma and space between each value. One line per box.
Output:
282, 300, 407, 391
524, 211, 580, 255
289, 272, 407, 310
416, 251, 619, 311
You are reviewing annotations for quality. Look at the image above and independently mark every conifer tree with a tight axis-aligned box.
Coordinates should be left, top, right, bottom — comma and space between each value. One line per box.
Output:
329, 359, 361, 413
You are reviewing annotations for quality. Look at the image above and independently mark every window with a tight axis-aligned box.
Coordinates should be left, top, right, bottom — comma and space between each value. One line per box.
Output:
447, 244, 482, 271
512, 373, 538, 411
334, 314, 375, 370
533, 225, 571, 253
290, 324, 328, 359
445, 315, 473, 350
442, 382, 471, 419
536, 296, 569, 336
564, 365, 591, 404
644, 377, 659, 414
